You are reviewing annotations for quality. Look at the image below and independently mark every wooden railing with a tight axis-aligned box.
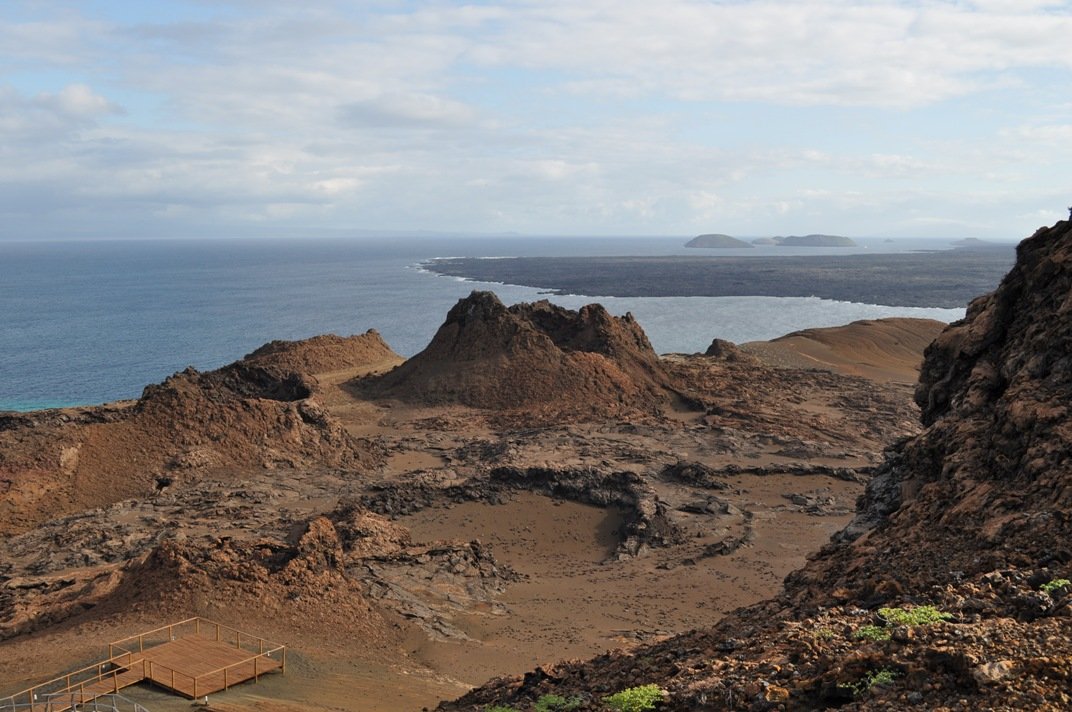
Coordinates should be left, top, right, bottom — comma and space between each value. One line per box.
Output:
12, 693, 151, 712
0, 652, 138, 710
1, 617, 286, 706
108, 617, 285, 664
107, 616, 287, 697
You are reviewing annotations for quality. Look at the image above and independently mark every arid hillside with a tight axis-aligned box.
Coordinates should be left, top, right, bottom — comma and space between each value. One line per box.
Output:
0, 331, 396, 535
441, 220, 1072, 711
741, 317, 946, 384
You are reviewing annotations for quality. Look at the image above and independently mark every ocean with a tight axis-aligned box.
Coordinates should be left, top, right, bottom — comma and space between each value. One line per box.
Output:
0, 235, 967, 412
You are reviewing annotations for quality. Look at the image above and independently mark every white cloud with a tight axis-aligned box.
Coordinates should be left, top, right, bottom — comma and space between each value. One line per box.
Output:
40, 84, 122, 116
339, 93, 479, 129
0, 1, 1070, 238
458, 0, 1072, 107
1008, 123, 1072, 141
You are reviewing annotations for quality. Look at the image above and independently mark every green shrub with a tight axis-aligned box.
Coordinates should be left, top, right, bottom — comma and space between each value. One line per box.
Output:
878, 605, 951, 626
484, 706, 518, 712
534, 694, 583, 711
1040, 578, 1071, 596
603, 684, 664, 712
854, 624, 890, 642
814, 627, 837, 639
867, 669, 897, 687
838, 668, 898, 697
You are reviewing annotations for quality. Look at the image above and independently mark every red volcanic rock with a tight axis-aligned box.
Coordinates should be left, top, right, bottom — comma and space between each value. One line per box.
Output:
0, 337, 391, 535
809, 219, 1072, 594
364, 291, 679, 417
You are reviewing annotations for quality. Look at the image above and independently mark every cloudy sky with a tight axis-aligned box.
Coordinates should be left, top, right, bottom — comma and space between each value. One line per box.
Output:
2, 1, 1070, 240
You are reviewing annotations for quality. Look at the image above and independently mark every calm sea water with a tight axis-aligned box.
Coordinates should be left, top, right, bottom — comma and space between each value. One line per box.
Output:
0, 236, 968, 411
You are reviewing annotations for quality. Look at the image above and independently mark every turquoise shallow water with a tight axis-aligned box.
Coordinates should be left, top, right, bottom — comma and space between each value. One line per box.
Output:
0, 235, 966, 411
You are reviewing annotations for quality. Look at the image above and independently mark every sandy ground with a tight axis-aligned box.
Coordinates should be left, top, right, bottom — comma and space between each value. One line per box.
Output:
741, 317, 945, 384
403, 482, 855, 688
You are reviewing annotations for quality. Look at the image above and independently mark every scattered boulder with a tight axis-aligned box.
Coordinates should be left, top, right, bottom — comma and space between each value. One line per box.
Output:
703, 338, 757, 363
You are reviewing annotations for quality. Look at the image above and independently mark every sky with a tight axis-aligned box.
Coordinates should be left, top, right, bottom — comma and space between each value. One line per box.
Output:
1, 1, 1071, 240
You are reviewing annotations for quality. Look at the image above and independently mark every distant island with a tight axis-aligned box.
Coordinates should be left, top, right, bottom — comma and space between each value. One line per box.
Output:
684, 234, 753, 249
686, 234, 857, 248
952, 237, 994, 249
774, 234, 857, 247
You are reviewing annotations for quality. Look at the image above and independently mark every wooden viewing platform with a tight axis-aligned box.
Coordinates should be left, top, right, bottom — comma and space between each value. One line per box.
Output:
1, 618, 286, 712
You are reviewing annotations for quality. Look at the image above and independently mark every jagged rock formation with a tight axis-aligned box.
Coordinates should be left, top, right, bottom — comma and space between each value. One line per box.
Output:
798, 218, 1072, 596
0, 337, 392, 535
703, 338, 758, 363
439, 220, 1072, 710
361, 291, 680, 418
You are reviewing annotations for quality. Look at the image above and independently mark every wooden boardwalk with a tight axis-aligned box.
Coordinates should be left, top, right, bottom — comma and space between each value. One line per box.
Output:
0, 694, 149, 712
1, 618, 286, 711
137, 634, 283, 698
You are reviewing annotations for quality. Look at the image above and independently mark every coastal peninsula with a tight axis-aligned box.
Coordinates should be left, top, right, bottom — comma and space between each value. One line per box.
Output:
424, 246, 1015, 308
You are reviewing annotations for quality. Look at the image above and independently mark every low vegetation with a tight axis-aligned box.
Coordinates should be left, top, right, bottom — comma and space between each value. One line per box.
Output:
534, 694, 584, 711
840, 668, 899, 697
1040, 578, 1070, 596
854, 624, 891, 642
878, 605, 951, 626
603, 684, 664, 712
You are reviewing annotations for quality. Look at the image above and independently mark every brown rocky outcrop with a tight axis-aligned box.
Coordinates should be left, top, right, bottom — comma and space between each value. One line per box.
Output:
0, 339, 389, 535
703, 338, 758, 363
802, 219, 1072, 595
96, 516, 391, 642
439, 221, 1072, 711
361, 291, 681, 418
